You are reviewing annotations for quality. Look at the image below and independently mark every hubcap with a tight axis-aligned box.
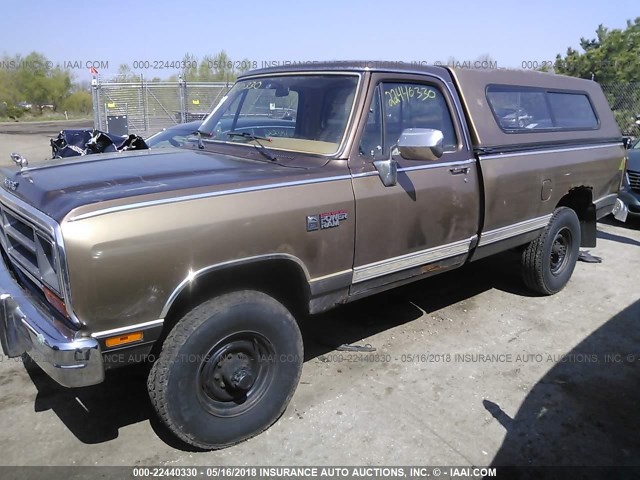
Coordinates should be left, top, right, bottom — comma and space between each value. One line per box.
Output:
550, 227, 572, 275
196, 332, 276, 417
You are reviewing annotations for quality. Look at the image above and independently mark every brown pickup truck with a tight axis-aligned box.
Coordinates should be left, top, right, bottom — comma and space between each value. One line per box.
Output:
0, 63, 628, 449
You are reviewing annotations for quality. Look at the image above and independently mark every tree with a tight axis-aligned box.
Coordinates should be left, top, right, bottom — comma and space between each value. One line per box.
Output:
554, 18, 640, 135
554, 18, 640, 83
0, 51, 86, 117
181, 52, 199, 82
116, 63, 141, 83
61, 91, 93, 115
210, 50, 234, 82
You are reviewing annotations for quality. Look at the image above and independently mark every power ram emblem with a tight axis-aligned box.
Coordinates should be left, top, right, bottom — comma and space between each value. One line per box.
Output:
306, 210, 348, 232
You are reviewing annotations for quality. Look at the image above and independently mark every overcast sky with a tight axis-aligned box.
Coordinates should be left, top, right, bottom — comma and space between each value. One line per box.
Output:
1, 0, 637, 78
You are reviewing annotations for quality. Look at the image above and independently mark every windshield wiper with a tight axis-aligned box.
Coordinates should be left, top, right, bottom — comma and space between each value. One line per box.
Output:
227, 131, 277, 161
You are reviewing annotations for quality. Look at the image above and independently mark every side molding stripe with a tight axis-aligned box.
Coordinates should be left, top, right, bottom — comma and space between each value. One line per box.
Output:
352, 236, 476, 284
478, 214, 552, 247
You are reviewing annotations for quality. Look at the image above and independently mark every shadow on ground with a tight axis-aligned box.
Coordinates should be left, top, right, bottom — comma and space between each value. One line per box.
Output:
486, 299, 640, 472
598, 215, 640, 233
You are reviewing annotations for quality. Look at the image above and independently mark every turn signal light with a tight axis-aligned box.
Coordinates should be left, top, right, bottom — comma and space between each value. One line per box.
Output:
105, 332, 143, 348
43, 287, 69, 318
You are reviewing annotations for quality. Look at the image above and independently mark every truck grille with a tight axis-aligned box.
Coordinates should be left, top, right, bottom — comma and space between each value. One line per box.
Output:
0, 203, 61, 294
628, 170, 640, 193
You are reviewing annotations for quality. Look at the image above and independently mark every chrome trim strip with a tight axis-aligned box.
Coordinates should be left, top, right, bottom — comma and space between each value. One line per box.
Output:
351, 171, 378, 179
69, 157, 478, 221
593, 193, 618, 208
351, 159, 475, 179
353, 236, 475, 284
160, 253, 311, 319
478, 214, 552, 247
69, 175, 354, 222
479, 142, 622, 160
398, 158, 475, 173
91, 319, 165, 338
309, 269, 353, 283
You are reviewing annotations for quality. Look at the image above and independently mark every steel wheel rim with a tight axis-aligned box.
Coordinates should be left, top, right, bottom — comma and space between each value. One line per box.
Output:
550, 227, 572, 275
196, 331, 276, 418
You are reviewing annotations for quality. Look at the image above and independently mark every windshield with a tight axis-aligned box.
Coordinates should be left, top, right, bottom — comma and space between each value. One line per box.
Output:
199, 74, 360, 156
146, 121, 202, 148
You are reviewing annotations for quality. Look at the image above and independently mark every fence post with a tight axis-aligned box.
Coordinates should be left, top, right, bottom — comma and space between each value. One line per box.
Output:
178, 74, 187, 124
91, 76, 101, 130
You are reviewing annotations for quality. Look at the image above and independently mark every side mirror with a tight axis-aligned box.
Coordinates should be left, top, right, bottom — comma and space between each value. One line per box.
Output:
373, 154, 398, 187
622, 136, 633, 149
397, 128, 444, 161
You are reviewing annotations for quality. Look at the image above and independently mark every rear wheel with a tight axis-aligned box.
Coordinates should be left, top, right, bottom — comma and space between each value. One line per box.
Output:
148, 290, 303, 449
521, 207, 581, 295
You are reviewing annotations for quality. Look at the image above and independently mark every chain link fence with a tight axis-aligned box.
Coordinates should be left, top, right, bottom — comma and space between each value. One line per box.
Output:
90, 77, 640, 139
601, 83, 640, 137
91, 76, 232, 137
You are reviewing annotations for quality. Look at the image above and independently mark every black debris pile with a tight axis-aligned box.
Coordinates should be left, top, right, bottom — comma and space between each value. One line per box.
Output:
50, 129, 148, 158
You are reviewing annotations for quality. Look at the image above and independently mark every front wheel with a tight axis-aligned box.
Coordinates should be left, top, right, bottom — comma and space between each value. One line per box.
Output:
521, 207, 581, 295
148, 290, 303, 449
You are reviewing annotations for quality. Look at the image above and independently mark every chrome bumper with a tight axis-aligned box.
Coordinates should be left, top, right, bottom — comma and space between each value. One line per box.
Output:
613, 197, 629, 223
0, 259, 104, 388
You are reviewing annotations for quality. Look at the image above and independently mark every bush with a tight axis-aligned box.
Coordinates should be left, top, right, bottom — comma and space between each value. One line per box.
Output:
1, 104, 25, 119
61, 91, 93, 115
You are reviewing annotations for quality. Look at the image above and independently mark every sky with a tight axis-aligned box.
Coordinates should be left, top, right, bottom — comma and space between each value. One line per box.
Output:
1, 0, 638, 79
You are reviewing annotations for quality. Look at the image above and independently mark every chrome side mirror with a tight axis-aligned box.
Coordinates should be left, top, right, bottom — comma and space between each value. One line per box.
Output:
373, 147, 398, 187
397, 128, 444, 161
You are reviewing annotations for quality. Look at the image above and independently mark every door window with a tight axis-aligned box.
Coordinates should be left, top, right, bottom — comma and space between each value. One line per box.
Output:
359, 82, 458, 158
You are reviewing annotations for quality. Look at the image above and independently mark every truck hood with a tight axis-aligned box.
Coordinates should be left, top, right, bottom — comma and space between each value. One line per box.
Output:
0, 148, 306, 222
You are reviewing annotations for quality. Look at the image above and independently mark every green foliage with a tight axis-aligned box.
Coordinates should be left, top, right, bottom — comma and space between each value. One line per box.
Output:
554, 18, 640, 82
554, 18, 640, 135
61, 91, 93, 115
116, 63, 142, 83
0, 51, 84, 117
180, 50, 245, 83
0, 49, 257, 120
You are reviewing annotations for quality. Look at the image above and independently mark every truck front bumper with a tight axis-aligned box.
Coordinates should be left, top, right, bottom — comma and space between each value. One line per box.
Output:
0, 259, 104, 388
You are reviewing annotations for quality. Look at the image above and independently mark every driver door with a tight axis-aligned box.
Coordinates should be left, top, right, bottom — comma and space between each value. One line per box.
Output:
349, 73, 480, 294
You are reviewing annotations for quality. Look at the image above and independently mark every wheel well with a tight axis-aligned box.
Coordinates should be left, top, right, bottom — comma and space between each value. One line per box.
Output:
156, 260, 310, 349
557, 186, 596, 247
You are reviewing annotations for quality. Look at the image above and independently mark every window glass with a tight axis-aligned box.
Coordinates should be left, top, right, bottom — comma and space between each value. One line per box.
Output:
381, 82, 457, 156
487, 85, 598, 132
486, 87, 553, 130
358, 87, 383, 157
547, 92, 598, 128
199, 75, 359, 155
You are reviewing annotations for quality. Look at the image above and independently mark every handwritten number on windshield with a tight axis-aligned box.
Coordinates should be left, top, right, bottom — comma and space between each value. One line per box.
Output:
385, 86, 436, 107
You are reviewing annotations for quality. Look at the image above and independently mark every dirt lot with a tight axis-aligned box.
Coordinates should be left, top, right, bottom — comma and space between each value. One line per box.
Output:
0, 120, 92, 166
0, 125, 638, 471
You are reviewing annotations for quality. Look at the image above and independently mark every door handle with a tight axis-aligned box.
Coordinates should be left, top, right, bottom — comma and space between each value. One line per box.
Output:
449, 167, 470, 175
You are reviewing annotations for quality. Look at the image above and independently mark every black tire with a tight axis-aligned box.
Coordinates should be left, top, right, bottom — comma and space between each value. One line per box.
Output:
521, 207, 581, 295
147, 290, 303, 450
